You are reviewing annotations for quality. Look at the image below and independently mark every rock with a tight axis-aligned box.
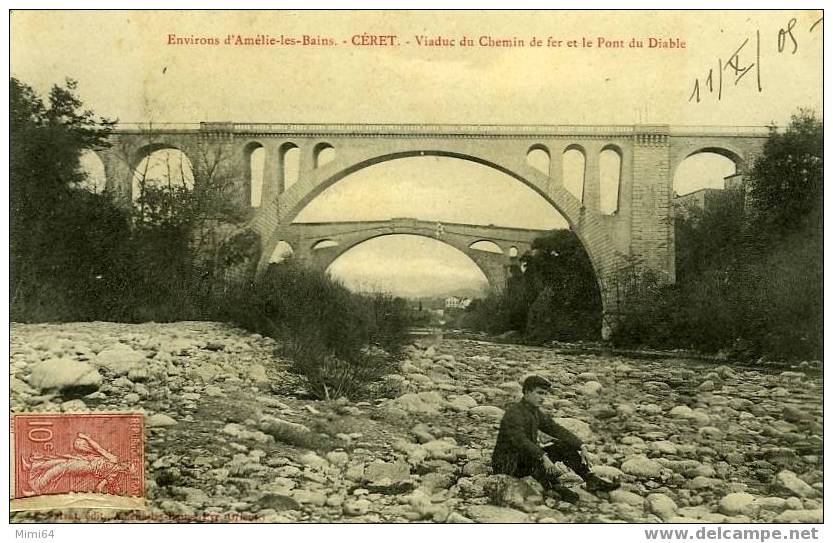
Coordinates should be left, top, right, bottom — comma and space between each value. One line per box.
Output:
325, 451, 349, 466
299, 452, 329, 470
146, 414, 177, 427
28, 358, 102, 393
775, 471, 818, 498
364, 460, 410, 484
446, 512, 474, 523
719, 493, 759, 517
610, 489, 645, 507
620, 455, 663, 478
647, 493, 678, 520
698, 380, 715, 392
592, 465, 624, 481
783, 406, 810, 423
422, 439, 458, 461
256, 493, 300, 511
578, 381, 602, 395
387, 392, 444, 414
204, 385, 223, 397
775, 509, 822, 523
554, 418, 593, 442
648, 440, 678, 455
420, 472, 456, 493
469, 405, 505, 420
754, 497, 787, 512
669, 405, 694, 418
247, 364, 269, 384
94, 346, 146, 375
411, 423, 436, 444
467, 505, 530, 523
343, 499, 371, 516
291, 489, 327, 507
448, 395, 478, 412
488, 476, 544, 510
58, 399, 87, 412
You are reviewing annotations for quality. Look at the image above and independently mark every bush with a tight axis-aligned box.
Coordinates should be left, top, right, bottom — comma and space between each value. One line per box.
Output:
216, 262, 409, 400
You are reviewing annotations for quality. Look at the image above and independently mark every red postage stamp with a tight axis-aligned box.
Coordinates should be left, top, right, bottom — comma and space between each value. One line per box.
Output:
12, 413, 144, 507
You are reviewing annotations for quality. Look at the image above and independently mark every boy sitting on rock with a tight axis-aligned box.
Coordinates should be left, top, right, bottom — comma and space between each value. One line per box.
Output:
491, 375, 619, 504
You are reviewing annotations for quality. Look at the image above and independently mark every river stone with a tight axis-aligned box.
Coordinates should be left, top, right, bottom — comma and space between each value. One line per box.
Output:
647, 493, 678, 520
775, 509, 822, 523
291, 489, 327, 507
299, 452, 329, 470
554, 417, 593, 442
388, 392, 444, 414
422, 439, 458, 461
28, 358, 102, 392
620, 455, 663, 478
448, 394, 478, 412
610, 489, 645, 506
719, 492, 759, 517
94, 345, 146, 375
467, 505, 530, 523
469, 405, 505, 420
364, 460, 410, 483
579, 381, 602, 395
256, 493, 301, 511
775, 470, 818, 498
146, 414, 178, 427
343, 499, 371, 516
754, 497, 787, 512
325, 451, 349, 466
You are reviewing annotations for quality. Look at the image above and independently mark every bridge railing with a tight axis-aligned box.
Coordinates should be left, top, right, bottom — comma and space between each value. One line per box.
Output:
110, 122, 778, 137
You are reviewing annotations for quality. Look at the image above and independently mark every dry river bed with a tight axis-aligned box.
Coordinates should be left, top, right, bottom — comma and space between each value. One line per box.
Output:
10, 322, 823, 523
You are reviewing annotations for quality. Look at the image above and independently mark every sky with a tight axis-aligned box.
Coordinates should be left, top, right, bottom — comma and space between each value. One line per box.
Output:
11, 10, 823, 298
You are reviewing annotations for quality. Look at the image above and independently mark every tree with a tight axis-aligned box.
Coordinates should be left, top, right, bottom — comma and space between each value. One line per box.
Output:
747, 109, 822, 235
10, 77, 125, 321
521, 231, 602, 340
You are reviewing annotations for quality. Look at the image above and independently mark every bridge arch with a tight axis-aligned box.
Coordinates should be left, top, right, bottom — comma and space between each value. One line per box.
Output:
671, 144, 748, 179
316, 232, 502, 290
259, 147, 621, 326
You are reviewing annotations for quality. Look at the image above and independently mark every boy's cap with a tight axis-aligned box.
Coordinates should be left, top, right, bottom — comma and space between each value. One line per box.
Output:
522, 375, 552, 391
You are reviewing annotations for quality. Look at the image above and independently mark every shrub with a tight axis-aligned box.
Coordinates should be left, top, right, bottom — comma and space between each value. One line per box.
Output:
216, 262, 409, 400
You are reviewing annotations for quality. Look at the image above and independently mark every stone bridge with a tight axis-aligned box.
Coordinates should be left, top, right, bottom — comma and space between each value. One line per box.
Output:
95, 122, 770, 336
281, 218, 546, 288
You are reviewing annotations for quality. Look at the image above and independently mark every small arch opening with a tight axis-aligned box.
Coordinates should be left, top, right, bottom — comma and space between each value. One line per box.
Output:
245, 143, 265, 207
312, 239, 340, 250
470, 240, 504, 254
508, 246, 519, 258
527, 145, 550, 175
562, 146, 586, 202
599, 147, 622, 215
673, 150, 739, 196
269, 240, 295, 264
314, 143, 336, 168
281, 143, 300, 190
132, 147, 194, 202
78, 150, 107, 194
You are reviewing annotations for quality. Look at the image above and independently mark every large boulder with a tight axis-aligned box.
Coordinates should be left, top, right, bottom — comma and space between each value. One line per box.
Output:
28, 358, 102, 393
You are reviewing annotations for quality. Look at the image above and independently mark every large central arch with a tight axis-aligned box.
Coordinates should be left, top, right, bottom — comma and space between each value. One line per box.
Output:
256, 146, 621, 327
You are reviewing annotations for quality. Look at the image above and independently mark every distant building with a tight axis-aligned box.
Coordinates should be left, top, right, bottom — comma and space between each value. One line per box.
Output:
673, 173, 746, 217
445, 296, 472, 309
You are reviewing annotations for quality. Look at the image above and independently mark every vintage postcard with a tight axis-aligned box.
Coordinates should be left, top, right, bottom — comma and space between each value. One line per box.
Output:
9, 9, 823, 530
